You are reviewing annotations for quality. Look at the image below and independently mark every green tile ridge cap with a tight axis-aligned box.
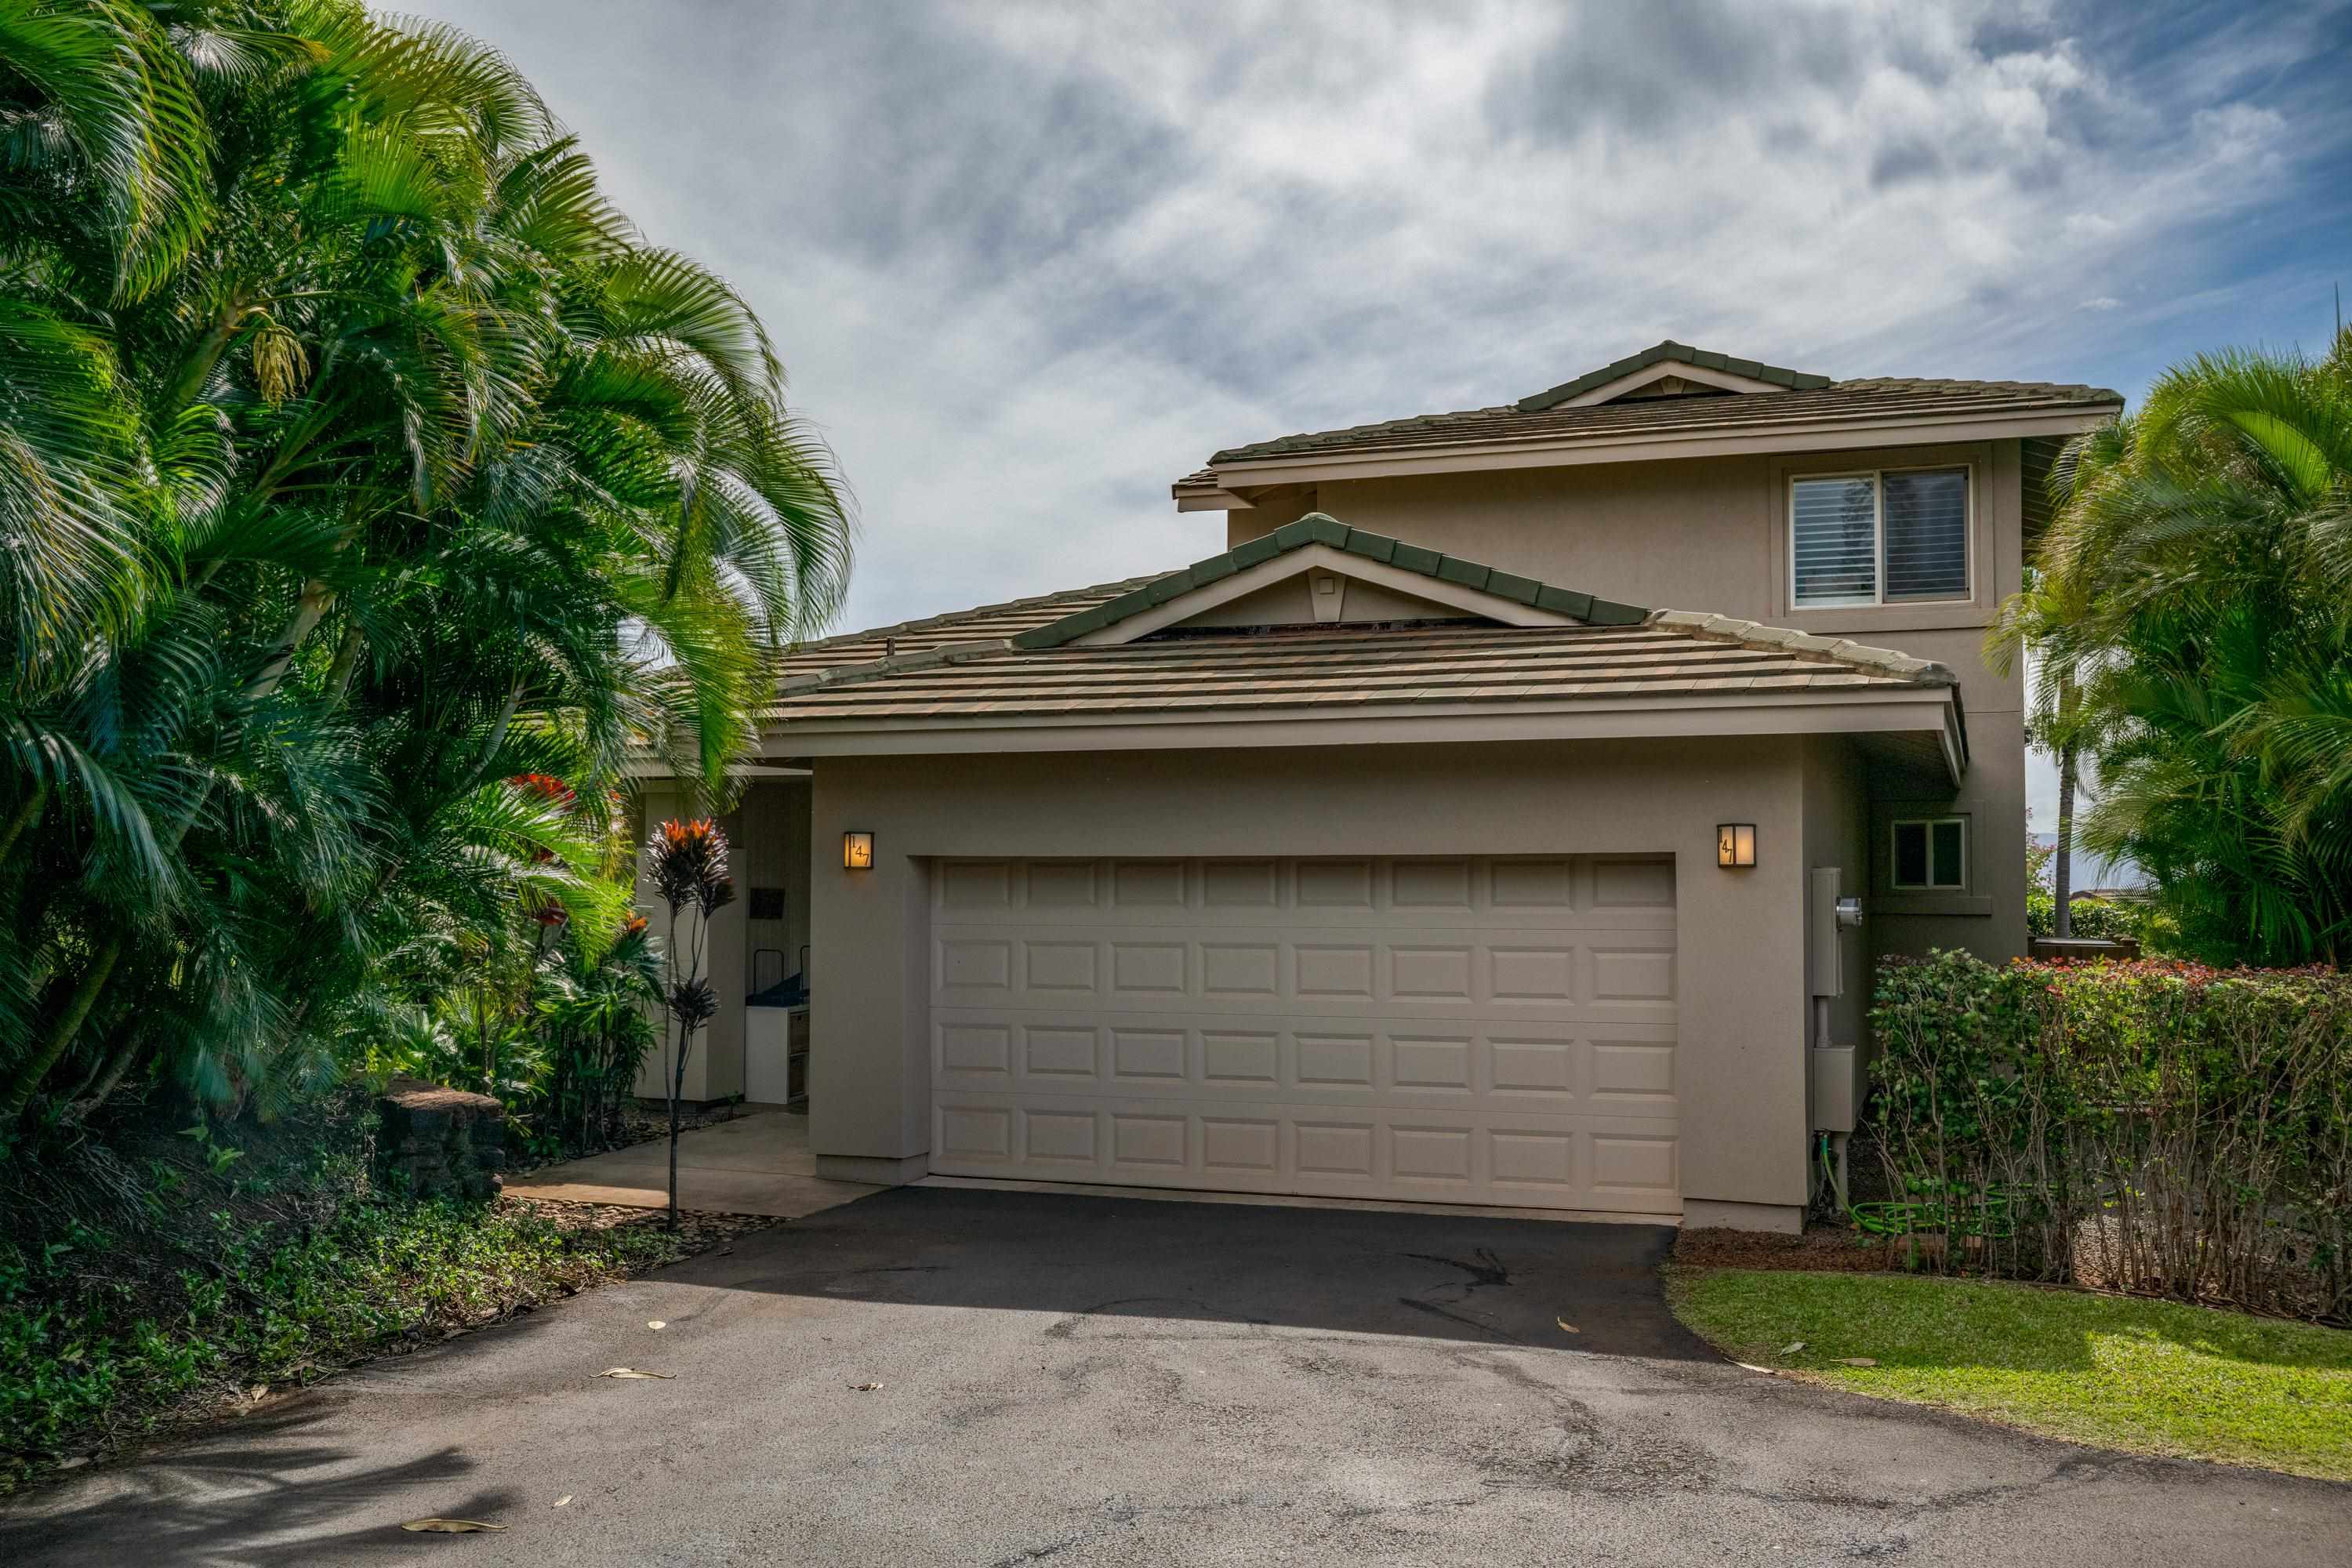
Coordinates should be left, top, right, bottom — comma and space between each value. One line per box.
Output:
1517, 340, 1834, 412
1011, 511, 1651, 648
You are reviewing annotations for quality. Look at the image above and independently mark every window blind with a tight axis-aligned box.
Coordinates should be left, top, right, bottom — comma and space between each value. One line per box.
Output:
1791, 476, 1877, 605
1882, 467, 1969, 601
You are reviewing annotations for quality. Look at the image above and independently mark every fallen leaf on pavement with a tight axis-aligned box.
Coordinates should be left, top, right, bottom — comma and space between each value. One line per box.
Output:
1555, 1318, 1580, 1334
401, 1519, 506, 1533
1831, 1357, 1878, 1367
249, 1385, 268, 1401
596, 1367, 675, 1380
851, 1381, 883, 1392
647, 1320, 666, 1330
554, 1496, 572, 1508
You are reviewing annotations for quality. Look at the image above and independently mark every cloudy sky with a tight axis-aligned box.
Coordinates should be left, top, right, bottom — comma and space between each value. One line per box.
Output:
417, 0, 2350, 826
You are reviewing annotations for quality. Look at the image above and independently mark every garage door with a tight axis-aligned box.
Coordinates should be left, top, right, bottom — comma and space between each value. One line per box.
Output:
927, 856, 1679, 1214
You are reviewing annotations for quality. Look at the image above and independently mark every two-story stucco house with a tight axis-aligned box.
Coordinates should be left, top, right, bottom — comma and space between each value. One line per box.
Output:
637, 340, 2121, 1232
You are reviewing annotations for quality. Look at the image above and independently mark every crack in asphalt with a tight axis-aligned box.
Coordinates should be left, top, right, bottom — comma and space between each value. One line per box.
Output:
983, 1494, 1287, 1566
988, 1490, 1497, 1565
1044, 1297, 1274, 1341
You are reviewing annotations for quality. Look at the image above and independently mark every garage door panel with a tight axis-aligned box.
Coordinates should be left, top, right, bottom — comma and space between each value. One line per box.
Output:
935, 1011, 1671, 1114
1022, 859, 1100, 907
934, 929, 1680, 1017
1023, 940, 1098, 994
929, 855, 1677, 1214
941, 856, 1675, 929
931, 1091, 1681, 1209
942, 906, 1674, 934
1590, 856, 1677, 909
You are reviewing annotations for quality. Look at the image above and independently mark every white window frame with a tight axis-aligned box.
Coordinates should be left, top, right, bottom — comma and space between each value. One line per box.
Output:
1889, 816, 1969, 891
1788, 465, 1973, 609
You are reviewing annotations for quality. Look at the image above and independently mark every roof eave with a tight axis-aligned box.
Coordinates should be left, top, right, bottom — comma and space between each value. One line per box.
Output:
759, 683, 1964, 773
1184, 401, 2123, 499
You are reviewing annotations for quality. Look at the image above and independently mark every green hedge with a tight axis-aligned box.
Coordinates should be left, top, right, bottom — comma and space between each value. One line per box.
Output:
1866, 952, 2352, 1321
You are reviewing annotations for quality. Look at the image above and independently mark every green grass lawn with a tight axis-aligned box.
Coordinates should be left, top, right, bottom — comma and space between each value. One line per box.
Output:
1667, 1267, 2352, 1480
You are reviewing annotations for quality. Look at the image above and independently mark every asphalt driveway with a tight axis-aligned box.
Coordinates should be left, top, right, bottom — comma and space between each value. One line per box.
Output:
5, 1186, 2346, 1566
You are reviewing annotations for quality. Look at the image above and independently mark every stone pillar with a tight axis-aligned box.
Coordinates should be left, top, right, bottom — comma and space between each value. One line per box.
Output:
376, 1076, 506, 1200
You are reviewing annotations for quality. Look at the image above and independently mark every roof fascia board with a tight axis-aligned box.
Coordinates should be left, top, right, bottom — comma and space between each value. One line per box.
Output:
1559, 361, 1791, 406
1174, 488, 1255, 512
1201, 406, 2122, 490
1069, 541, 1578, 646
764, 688, 1960, 761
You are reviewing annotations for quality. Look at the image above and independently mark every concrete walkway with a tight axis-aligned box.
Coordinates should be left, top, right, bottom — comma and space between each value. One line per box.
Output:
502, 1108, 875, 1218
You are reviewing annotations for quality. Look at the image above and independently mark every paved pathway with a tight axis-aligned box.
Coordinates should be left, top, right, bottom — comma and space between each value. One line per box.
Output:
5, 1188, 2344, 1566
503, 1107, 875, 1219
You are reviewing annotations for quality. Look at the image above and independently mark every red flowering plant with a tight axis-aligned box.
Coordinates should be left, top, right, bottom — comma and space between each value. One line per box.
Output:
510, 774, 577, 865
648, 818, 735, 1229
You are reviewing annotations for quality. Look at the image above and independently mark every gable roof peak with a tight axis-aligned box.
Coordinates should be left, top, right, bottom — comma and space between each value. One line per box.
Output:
1010, 511, 1646, 650
1516, 340, 1834, 413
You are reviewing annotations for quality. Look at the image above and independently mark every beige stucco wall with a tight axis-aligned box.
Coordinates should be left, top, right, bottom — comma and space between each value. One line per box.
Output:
808, 736, 1838, 1217
1228, 442, 2029, 963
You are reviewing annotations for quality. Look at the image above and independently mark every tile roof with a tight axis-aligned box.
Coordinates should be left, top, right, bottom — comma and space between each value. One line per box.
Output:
763, 613, 1954, 730
1180, 371, 2122, 480
1516, 340, 1831, 410
775, 574, 1159, 683
1012, 512, 1643, 650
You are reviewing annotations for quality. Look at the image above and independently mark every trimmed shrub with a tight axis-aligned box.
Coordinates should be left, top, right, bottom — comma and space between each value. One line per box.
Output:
1866, 952, 2352, 1321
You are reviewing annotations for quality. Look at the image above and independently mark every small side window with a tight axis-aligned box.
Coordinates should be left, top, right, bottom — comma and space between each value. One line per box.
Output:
1891, 818, 1966, 890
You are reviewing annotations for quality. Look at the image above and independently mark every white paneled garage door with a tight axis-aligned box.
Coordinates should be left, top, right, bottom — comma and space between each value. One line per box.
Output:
927, 856, 1679, 1214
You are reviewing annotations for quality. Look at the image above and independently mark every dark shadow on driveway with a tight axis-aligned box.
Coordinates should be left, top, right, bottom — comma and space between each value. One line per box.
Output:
688, 1183, 1718, 1360
0, 1409, 506, 1565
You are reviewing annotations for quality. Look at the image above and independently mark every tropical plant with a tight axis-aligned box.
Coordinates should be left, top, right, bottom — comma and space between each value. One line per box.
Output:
535, 913, 660, 1155
646, 817, 731, 1230
365, 906, 659, 1161
1991, 330, 2352, 965
1867, 951, 2352, 1322
2022, 843, 2159, 947
0, 1, 850, 1130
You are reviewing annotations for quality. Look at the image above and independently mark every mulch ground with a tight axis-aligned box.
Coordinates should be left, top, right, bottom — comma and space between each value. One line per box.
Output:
1675, 1223, 1912, 1273
501, 1193, 779, 1252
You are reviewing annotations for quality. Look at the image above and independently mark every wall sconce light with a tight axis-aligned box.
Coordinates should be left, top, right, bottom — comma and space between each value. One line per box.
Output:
842, 830, 874, 870
1716, 823, 1756, 869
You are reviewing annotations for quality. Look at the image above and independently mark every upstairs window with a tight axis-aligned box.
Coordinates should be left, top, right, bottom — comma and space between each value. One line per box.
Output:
1891, 817, 1967, 890
1791, 466, 1970, 608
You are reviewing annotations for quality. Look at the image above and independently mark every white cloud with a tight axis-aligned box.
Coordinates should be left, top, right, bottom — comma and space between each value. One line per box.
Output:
409, 0, 2347, 637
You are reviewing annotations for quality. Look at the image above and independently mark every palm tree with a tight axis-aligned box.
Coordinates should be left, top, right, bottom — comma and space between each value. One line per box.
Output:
1997, 334, 2352, 965
0, 2, 851, 1125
